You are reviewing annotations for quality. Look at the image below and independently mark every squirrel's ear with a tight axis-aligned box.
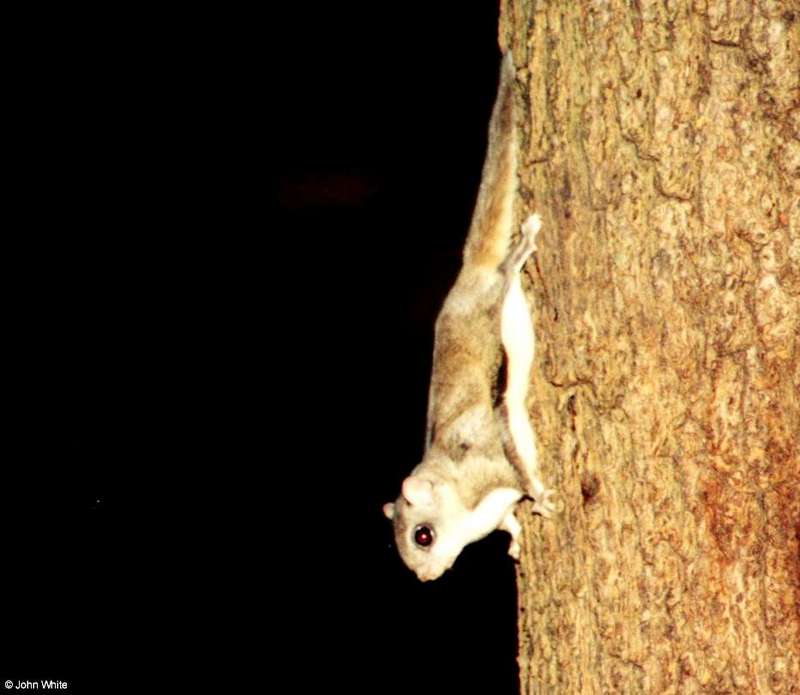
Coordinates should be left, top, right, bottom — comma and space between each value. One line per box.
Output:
401, 476, 434, 507
382, 503, 395, 520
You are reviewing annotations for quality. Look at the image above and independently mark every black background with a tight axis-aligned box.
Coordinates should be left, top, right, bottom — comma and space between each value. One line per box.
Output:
278, 3, 521, 693
6, 2, 522, 693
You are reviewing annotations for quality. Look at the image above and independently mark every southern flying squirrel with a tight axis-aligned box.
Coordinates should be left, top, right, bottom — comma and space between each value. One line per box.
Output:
383, 52, 557, 581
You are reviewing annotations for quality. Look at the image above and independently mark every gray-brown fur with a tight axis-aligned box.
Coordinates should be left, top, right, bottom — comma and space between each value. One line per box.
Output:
423, 51, 519, 496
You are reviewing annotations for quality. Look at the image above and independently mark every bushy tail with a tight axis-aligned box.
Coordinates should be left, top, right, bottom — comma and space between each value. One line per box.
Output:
462, 52, 518, 271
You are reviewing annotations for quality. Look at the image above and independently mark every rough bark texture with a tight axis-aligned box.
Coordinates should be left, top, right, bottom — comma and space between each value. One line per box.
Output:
500, 0, 800, 692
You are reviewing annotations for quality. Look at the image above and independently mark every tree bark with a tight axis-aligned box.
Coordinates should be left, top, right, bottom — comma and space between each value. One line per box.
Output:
501, 1, 800, 691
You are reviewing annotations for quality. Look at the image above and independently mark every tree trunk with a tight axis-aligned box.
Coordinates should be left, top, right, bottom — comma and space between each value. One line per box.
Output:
501, 1, 800, 691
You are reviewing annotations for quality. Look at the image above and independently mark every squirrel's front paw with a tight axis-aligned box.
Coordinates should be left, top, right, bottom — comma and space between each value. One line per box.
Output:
532, 488, 559, 518
500, 509, 522, 561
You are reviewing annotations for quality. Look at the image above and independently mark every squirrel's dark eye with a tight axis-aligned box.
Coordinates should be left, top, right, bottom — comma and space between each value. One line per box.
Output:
413, 525, 434, 548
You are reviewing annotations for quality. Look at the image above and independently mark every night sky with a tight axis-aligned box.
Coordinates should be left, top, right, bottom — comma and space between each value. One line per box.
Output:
6, 3, 521, 692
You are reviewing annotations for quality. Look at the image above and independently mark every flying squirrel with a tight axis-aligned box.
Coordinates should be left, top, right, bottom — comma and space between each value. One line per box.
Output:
383, 52, 557, 581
